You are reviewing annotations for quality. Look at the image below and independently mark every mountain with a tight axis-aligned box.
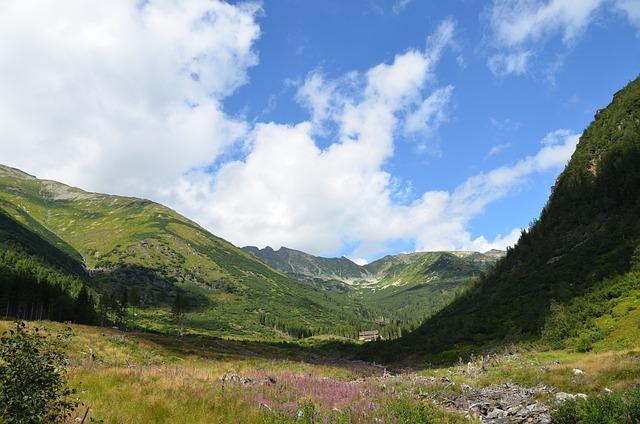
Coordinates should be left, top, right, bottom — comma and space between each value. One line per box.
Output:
378, 75, 640, 361
243, 245, 504, 336
360, 250, 504, 333
243, 246, 368, 290
0, 165, 376, 339
363, 250, 504, 287
244, 245, 503, 288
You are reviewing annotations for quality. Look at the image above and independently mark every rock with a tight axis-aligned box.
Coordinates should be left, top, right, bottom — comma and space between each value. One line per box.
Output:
506, 405, 521, 415
547, 255, 563, 264
220, 373, 253, 385
527, 402, 547, 413
486, 408, 506, 419
572, 368, 585, 375
576, 393, 588, 400
604, 387, 613, 394
447, 383, 552, 423
555, 392, 576, 402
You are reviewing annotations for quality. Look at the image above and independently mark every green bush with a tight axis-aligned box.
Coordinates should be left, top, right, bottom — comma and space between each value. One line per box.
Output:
0, 322, 78, 423
552, 386, 640, 424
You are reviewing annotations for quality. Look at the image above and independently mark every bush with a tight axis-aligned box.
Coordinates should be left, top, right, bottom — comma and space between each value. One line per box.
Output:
552, 386, 640, 424
0, 321, 78, 423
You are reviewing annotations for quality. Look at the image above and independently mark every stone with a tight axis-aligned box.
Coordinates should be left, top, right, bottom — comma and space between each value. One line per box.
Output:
555, 392, 576, 402
486, 408, 506, 419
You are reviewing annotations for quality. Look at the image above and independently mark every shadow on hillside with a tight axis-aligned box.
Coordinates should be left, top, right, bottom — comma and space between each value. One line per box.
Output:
129, 329, 367, 367
90, 264, 212, 311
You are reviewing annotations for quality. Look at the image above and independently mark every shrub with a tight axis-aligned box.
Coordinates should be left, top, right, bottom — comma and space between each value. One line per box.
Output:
0, 321, 78, 423
552, 386, 640, 424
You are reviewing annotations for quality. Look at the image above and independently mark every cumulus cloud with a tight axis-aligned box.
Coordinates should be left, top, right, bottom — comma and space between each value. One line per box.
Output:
169, 15, 578, 259
169, 20, 459, 257
0, 0, 260, 197
0, 5, 579, 261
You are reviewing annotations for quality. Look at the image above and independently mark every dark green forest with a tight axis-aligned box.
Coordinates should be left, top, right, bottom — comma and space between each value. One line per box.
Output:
0, 210, 98, 324
369, 76, 640, 361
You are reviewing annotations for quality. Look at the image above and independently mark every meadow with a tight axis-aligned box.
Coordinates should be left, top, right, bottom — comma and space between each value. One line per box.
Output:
3, 320, 640, 423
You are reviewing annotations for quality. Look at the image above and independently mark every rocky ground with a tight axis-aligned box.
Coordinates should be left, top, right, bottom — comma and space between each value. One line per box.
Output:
443, 381, 553, 423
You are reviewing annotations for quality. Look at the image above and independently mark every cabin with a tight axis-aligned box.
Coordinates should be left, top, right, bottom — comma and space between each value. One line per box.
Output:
358, 330, 380, 342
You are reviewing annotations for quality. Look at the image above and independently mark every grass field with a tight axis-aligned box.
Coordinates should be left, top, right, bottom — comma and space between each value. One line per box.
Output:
3, 320, 640, 423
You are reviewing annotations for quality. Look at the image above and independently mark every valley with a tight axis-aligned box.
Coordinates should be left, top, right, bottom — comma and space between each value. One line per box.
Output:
0, 165, 496, 341
1, 40, 639, 424
244, 246, 504, 335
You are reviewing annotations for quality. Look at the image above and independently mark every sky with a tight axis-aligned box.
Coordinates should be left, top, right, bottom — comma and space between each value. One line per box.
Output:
1, 0, 639, 263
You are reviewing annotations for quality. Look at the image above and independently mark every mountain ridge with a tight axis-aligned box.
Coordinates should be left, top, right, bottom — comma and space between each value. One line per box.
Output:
243, 245, 504, 288
243, 245, 505, 336
0, 165, 379, 339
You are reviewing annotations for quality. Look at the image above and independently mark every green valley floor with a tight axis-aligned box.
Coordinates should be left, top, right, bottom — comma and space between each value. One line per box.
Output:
5, 320, 640, 424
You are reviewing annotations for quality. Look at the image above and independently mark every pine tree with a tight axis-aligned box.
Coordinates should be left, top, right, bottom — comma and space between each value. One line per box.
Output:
73, 285, 96, 324
171, 292, 188, 336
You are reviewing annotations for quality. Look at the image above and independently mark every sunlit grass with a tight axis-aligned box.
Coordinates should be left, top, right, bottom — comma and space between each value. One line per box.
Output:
4, 320, 640, 423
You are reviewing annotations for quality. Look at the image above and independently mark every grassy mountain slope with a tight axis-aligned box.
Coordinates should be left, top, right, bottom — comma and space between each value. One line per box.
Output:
379, 75, 640, 361
0, 205, 85, 278
0, 206, 94, 322
0, 165, 375, 338
363, 250, 504, 288
361, 252, 502, 328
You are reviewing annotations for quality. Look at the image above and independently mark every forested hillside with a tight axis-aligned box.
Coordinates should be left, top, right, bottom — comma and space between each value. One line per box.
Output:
0, 208, 96, 323
375, 76, 640, 361
245, 246, 503, 338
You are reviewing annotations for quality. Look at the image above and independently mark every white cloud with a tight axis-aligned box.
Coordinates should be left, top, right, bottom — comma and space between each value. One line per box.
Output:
468, 228, 522, 252
295, 73, 338, 126
448, 130, 579, 220
407, 129, 579, 253
350, 258, 369, 266
487, 50, 532, 75
168, 20, 458, 257
490, 0, 604, 47
487, 143, 512, 157
541, 128, 575, 145
0, 0, 260, 197
615, 0, 640, 32
403, 85, 454, 136
392, 0, 413, 15
486, 0, 640, 76
170, 17, 578, 260
0, 5, 580, 261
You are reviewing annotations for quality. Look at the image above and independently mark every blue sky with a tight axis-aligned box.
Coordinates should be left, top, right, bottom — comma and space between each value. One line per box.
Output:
224, 0, 640, 259
1, 0, 640, 261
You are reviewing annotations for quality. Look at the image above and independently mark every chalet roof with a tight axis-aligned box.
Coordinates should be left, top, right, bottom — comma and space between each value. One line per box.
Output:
359, 330, 379, 336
